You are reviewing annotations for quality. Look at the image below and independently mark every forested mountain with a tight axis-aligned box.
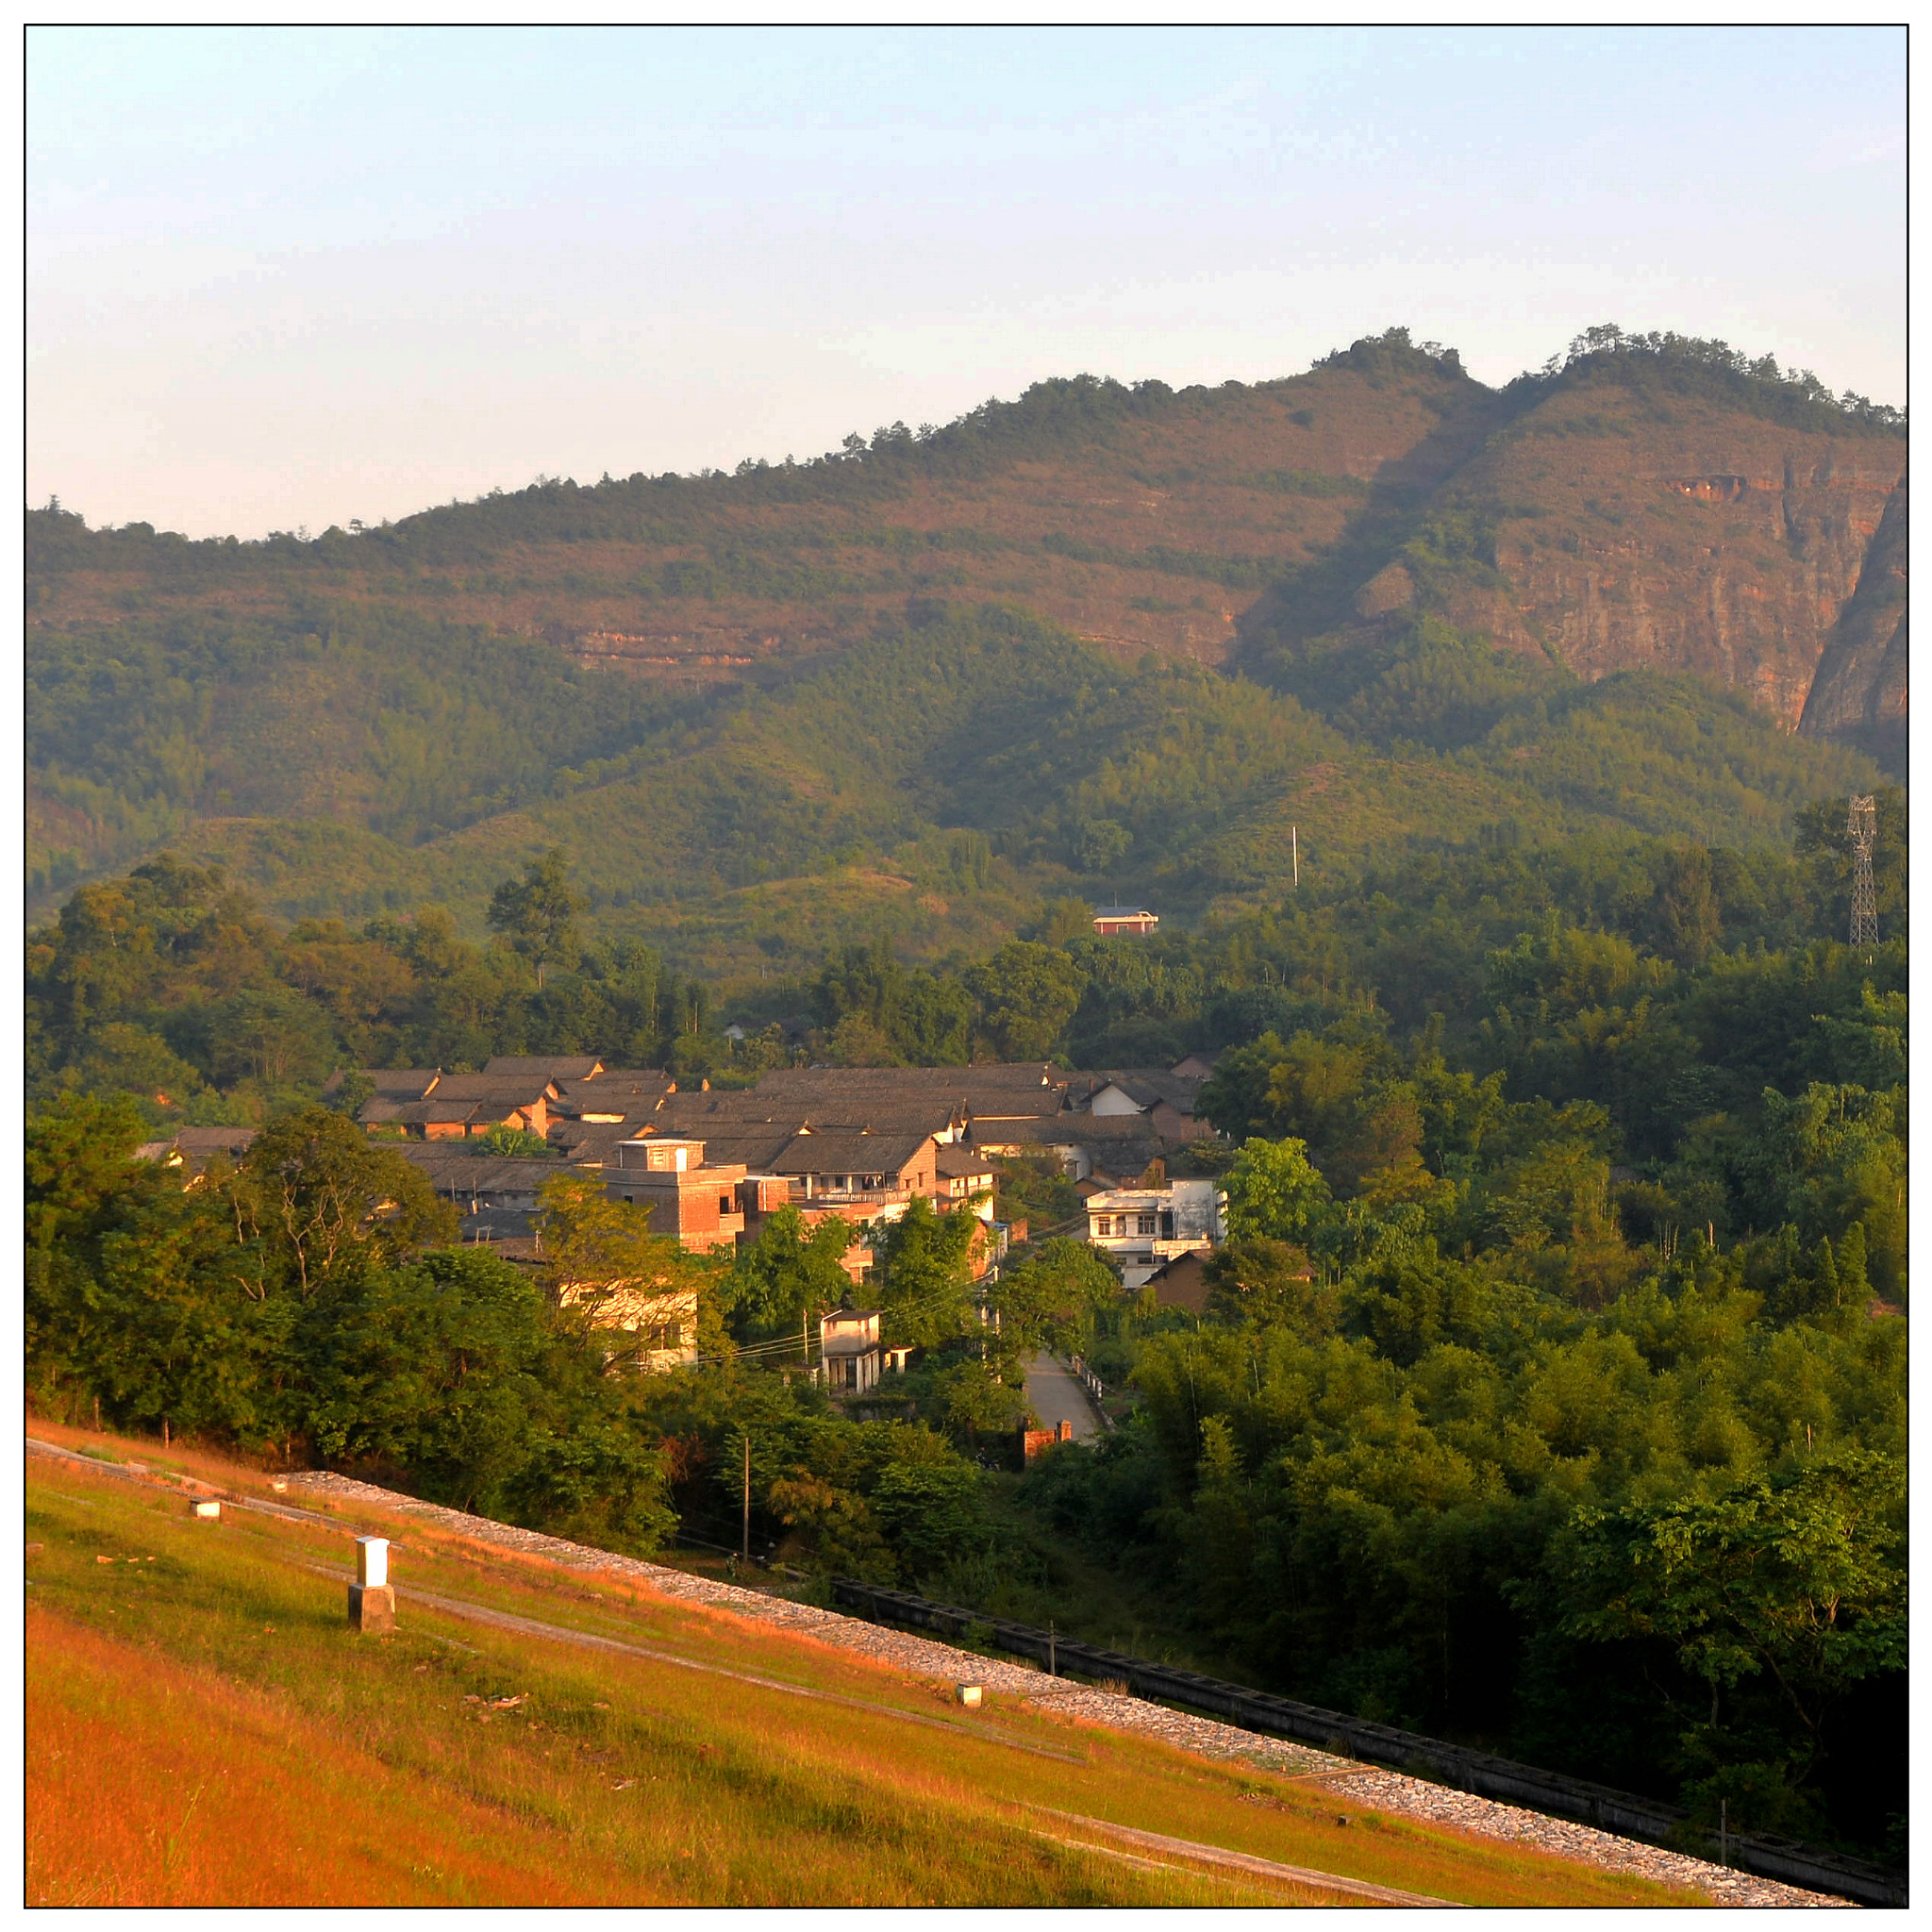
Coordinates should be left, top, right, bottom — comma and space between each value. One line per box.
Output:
25, 326, 1905, 975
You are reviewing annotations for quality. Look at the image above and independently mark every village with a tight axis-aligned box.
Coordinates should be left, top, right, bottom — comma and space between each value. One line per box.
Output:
138, 1039, 1232, 1397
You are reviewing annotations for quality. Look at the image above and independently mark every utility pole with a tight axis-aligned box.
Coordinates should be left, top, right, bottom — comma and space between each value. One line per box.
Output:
1848, 794, 1878, 947
741, 1435, 751, 1563
1291, 824, 1299, 889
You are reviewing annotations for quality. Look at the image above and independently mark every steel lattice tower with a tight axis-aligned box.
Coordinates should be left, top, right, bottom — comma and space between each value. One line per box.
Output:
1848, 794, 1878, 947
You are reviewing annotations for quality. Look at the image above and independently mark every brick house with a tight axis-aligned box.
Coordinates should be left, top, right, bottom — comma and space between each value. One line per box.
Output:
604, 1137, 747, 1253
482, 1055, 604, 1083
1091, 905, 1158, 937
936, 1143, 996, 1214
353, 1068, 561, 1141
549, 1069, 674, 1126
1141, 1248, 1214, 1314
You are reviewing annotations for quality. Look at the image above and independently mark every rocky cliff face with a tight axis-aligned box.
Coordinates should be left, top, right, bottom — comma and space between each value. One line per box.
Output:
28, 340, 1906, 766
1799, 476, 1907, 771
1241, 369, 1906, 767
1442, 396, 1902, 731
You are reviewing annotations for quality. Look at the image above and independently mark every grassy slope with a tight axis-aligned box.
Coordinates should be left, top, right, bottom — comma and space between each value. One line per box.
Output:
25, 1425, 1696, 1909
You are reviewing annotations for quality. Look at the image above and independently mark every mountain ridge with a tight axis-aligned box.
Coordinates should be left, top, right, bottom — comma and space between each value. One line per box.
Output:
29, 328, 1905, 747
25, 327, 1904, 960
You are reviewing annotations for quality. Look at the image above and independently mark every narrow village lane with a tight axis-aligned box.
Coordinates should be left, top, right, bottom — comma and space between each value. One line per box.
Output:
1023, 1353, 1105, 1442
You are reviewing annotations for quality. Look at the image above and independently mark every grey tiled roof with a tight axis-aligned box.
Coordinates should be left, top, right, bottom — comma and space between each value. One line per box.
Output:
482, 1055, 604, 1082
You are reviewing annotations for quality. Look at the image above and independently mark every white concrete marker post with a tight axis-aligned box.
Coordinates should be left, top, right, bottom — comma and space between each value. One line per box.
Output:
956, 1684, 983, 1708
349, 1535, 396, 1634
190, 1500, 221, 1520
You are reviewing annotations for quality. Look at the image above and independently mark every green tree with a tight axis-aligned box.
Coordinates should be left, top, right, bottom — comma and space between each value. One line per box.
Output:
964, 941, 1085, 1060
871, 1196, 980, 1347
767, 1470, 897, 1580
57, 1022, 208, 1116
729, 1205, 857, 1341
307, 1248, 551, 1500
870, 1459, 991, 1578
487, 847, 586, 989
1221, 1136, 1330, 1245
225, 1107, 456, 1302
1558, 1452, 1907, 1824
25, 1092, 259, 1438
988, 1237, 1120, 1362
1203, 1238, 1337, 1334
534, 1172, 708, 1341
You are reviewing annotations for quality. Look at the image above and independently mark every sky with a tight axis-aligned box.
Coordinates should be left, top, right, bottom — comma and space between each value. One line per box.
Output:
27, 25, 1906, 539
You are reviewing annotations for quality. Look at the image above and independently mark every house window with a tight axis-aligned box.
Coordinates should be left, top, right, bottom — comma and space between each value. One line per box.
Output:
719, 1193, 733, 1214
1137, 1213, 1157, 1236
1094, 1216, 1112, 1237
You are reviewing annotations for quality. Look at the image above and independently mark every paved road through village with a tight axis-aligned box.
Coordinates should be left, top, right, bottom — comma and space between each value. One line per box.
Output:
1024, 1354, 1105, 1442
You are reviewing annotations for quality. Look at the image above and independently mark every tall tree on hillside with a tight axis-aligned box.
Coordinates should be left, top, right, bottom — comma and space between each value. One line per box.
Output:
487, 847, 585, 989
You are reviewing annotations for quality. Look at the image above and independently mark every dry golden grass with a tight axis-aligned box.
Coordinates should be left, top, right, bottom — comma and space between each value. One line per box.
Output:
26, 1613, 610, 1907
25, 1431, 1706, 1909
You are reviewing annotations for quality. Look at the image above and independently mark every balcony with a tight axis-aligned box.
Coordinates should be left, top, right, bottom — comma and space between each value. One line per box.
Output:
796, 1180, 915, 1208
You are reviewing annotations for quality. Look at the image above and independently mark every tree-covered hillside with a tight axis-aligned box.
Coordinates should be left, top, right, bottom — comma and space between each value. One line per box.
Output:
25, 598, 1886, 978
27, 325, 1906, 961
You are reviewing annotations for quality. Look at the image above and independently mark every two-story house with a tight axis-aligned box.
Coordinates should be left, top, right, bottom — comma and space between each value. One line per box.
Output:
1086, 1177, 1225, 1287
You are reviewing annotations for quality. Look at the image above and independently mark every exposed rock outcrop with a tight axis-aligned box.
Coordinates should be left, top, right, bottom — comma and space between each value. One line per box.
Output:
1800, 476, 1907, 773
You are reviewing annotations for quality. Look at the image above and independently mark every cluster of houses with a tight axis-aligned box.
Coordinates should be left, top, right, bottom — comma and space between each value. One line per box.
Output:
138, 1046, 1229, 1379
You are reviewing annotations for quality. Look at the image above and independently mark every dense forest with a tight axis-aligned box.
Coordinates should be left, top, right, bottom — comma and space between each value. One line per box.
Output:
24, 600, 1888, 983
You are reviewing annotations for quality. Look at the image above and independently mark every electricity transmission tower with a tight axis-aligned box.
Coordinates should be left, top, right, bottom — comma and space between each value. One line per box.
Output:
1847, 794, 1878, 947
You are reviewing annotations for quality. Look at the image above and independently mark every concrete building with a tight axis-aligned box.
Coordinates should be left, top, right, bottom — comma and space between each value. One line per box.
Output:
1086, 1178, 1225, 1288
1091, 905, 1158, 937
820, 1308, 884, 1395
555, 1272, 700, 1372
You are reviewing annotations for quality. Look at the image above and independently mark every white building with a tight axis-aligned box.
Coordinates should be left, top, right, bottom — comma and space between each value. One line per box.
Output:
1086, 1178, 1225, 1288
820, 1308, 884, 1394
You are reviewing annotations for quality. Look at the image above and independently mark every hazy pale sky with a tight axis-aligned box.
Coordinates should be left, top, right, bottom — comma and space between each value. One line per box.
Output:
28, 25, 1905, 539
